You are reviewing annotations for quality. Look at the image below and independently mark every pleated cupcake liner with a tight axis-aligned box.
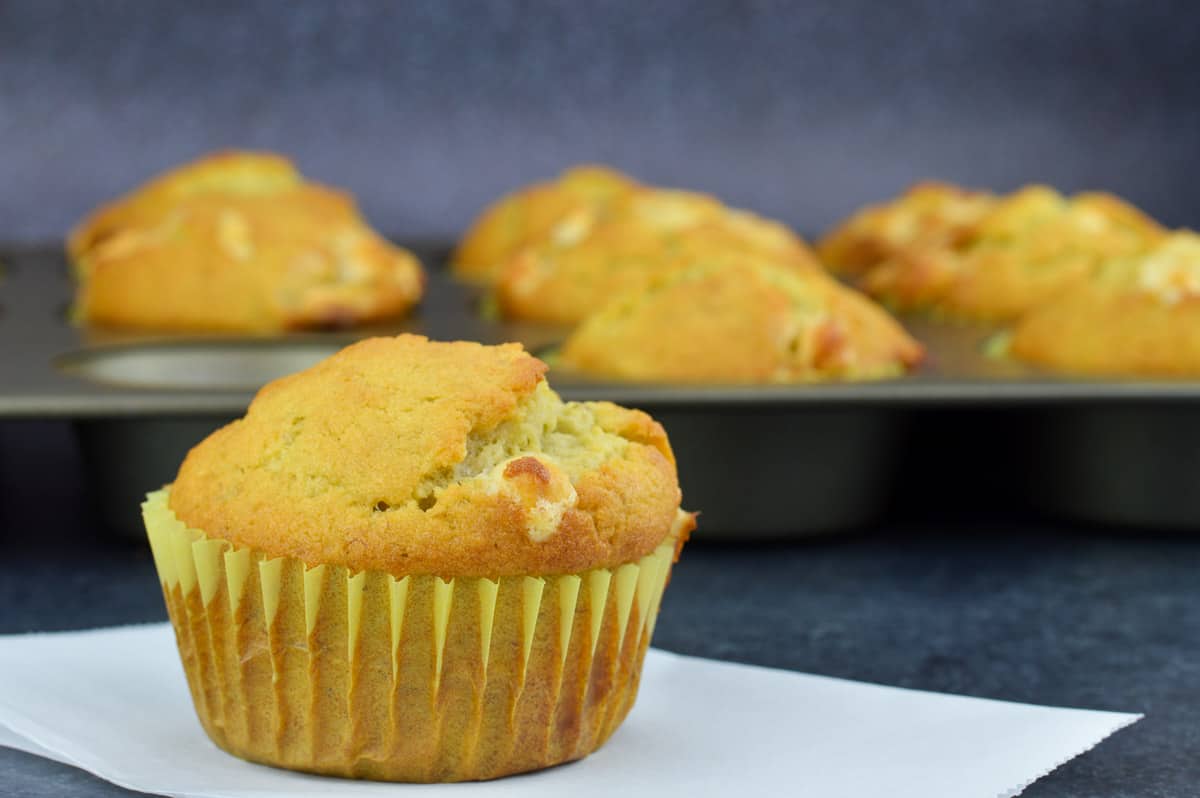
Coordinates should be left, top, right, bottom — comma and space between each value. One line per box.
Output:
142, 489, 679, 782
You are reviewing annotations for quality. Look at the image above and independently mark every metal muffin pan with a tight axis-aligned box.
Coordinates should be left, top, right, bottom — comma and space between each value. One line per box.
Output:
3, 242, 1200, 538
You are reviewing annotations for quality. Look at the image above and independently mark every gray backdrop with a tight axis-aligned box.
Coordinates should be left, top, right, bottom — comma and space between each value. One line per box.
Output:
2, 0, 1198, 244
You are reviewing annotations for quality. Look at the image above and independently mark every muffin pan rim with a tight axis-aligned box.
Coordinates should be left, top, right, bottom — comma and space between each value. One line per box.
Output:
9, 241, 1200, 537
7, 241, 1200, 418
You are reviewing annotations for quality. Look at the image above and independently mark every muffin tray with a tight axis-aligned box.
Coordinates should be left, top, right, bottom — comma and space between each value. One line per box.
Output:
4, 242, 1200, 538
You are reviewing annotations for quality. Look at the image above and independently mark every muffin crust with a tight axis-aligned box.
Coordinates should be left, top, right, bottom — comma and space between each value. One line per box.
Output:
452, 165, 638, 283
818, 181, 997, 277
495, 187, 820, 325
1010, 232, 1200, 376
70, 151, 424, 332
169, 335, 686, 576
821, 183, 1164, 321
558, 254, 923, 383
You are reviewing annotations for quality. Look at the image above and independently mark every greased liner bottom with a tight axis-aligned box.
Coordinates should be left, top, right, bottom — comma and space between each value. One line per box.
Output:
142, 489, 681, 782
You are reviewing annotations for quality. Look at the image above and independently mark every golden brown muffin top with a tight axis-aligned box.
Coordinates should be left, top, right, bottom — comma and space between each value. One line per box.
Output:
818, 181, 998, 277
1009, 232, 1200, 376
495, 187, 821, 326
853, 185, 1165, 321
169, 335, 687, 577
70, 151, 424, 332
451, 165, 638, 283
558, 254, 923, 383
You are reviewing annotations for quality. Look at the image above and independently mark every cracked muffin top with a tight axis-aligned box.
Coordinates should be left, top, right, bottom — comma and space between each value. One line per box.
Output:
168, 335, 689, 577
1009, 232, 1200, 376
451, 165, 638, 284
493, 187, 821, 326
557, 253, 923, 383
70, 151, 424, 332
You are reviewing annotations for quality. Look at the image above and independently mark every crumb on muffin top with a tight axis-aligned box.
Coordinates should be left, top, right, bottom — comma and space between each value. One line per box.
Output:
168, 335, 687, 577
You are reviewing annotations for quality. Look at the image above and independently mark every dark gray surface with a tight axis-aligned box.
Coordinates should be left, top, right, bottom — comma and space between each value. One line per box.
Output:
1, 421, 1196, 796
2, 0, 1199, 244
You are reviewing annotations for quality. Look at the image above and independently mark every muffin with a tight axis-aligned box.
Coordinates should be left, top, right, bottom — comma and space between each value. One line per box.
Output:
452, 165, 638, 283
558, 253, 923, 383
70, 151, 425, 332
1009, 232, 1200, 376
142, 335, 693, 782
495, 187, 821, 326
817, 181, 997, 278
823, 184, 1164, 322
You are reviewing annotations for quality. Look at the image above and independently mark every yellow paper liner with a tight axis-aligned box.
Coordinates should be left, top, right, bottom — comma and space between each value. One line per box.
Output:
142, 489, 680, 782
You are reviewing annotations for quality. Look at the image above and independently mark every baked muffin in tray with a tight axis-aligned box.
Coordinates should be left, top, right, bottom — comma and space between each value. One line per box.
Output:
143, 334, 693, 781
494, 186, 821, 326
1009, 232, 1200, 376
558, 252, 923, 383
452, 165, 638, 284
70, 151, 424, 332
818, 181, 998, 278
821, 183, 1165, 322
